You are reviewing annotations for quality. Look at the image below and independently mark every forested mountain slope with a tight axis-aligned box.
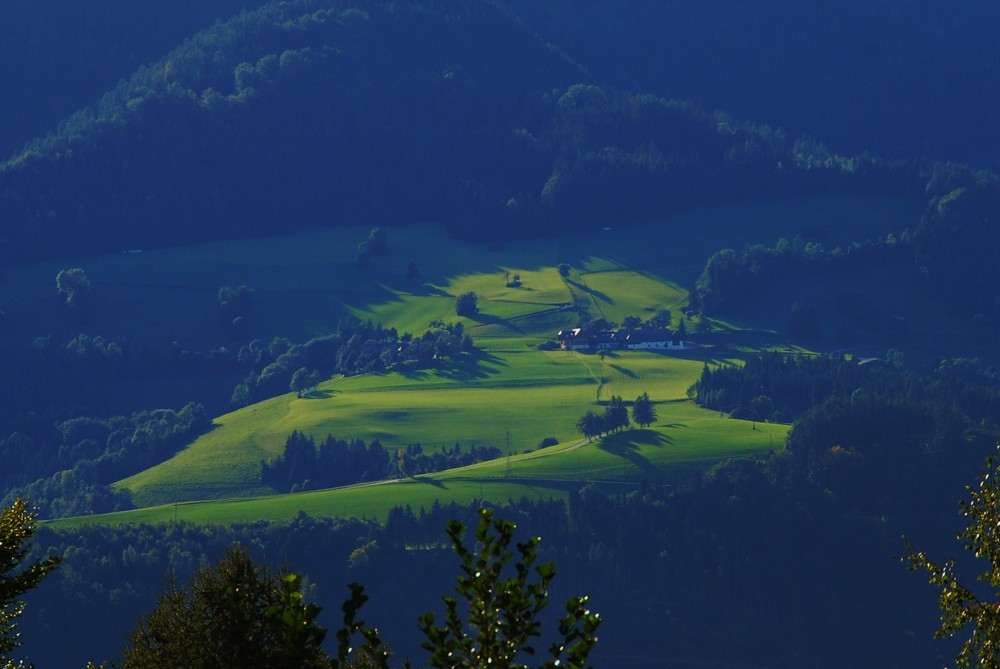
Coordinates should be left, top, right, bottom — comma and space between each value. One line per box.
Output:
501, 0, 1000, 169
0, 0, 270, 160
0, 0, 918, 266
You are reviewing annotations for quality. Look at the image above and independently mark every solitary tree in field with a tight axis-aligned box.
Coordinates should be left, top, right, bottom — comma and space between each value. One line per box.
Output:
356, 227, 388, 267
456, 292, 479, 317
904, 447, 1000, 668
405, 262, 421, 282
55, 267, 91, 310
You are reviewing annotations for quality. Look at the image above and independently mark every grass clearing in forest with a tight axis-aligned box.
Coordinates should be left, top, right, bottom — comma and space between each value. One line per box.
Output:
117, 347, 712, 506
64, 401, 785, 528
40, 192, 924, 524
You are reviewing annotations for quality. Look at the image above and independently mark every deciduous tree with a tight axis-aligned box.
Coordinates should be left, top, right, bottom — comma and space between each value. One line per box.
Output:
417, 509, 601, 669
904, 447, 1000, 668
632, 392, 656, 428
55, 267, 91, 310
602, 395, 629, 433
290, 367, 321, 397
456, 292, 479, 317
576, 411, 603, 442
121, 545, 330, 669
1, 499, 62, 664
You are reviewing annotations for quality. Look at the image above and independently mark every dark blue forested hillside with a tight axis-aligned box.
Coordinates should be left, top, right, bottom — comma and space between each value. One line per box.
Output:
0, 0, 923, 267
503, 0, 1000, 169
0, 0, 270, 160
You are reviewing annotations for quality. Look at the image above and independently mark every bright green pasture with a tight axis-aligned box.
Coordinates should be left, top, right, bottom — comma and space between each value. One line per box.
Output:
1, 194, 919, 354
574, 270, 688, 326
29, 191, 926, 525
61, 401, 784, 528
117, 347, 709, 506
55, 477, 580, 528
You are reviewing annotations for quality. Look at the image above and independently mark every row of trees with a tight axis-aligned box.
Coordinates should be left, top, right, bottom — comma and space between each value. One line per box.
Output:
692, 351, 1000, 431
261, 431, 504, 492
694, 232, 908, 314
232, 319, 474, 406
575, 393, 656, 441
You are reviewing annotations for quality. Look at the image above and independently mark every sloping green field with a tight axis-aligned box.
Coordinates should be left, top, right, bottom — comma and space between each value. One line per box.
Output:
35, 192, 924, 526
1, 193, 919, 352
63, 402, 786, 527
116, 347, 712, 507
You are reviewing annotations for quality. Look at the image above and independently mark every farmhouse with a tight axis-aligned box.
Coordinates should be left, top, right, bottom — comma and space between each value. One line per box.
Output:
623, 329, 686, 350
558, 328, 688, 352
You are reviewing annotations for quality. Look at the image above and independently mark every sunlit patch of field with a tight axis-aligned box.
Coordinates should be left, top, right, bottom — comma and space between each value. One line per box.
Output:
38, 192, 931, 525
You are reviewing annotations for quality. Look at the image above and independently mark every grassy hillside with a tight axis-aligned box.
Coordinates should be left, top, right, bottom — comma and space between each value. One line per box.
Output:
60, 403, 787, 527
24, 190, 962, 526
0, 193, 919, 352
114, 348, 715, 506
53, 191, 915, 522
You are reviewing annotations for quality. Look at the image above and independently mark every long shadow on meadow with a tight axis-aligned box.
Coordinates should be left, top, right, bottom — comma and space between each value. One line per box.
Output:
565, 278, 615, 305
412, 475, 446, 488
433, 349, 507, 382
299, 389, 336, 399
393, 349, 506, 383
468, 311, 524, 334
597, 429, 673, 476
608, 363, 637, 378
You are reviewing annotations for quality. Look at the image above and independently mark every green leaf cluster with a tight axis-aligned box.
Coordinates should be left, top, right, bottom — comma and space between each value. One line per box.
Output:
121, 545, 330, 669
904, 448, 1000, 668
0, 499, 61, 665
417, 508, 600, 669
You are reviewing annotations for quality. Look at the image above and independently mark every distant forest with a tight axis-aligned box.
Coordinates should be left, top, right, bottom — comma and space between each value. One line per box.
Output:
0, 0, 921, 269
7, 1, 999, 168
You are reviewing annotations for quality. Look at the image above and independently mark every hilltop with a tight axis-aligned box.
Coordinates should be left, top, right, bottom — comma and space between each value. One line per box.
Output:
0, 0, 920, 267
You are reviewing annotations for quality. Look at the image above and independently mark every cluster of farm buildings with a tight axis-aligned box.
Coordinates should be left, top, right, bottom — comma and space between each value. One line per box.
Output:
557, 327, 689, 352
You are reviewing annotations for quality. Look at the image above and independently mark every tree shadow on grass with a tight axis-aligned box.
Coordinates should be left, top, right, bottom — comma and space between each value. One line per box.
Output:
598, 430, 673, 475
299, 389, 335, 399
393, 363, 432, 380
565, 279, 615, 305
467, 311, 524, 334
377, 275, 451, 298
411, 476, 446, 488
608, 363, 637, 378
392, 349, 506, 382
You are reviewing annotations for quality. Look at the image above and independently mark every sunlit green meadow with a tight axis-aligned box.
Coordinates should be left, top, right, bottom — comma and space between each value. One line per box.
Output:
117, 346, 711, 506
39, 192, 925, 525
61, 401, 785, 528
